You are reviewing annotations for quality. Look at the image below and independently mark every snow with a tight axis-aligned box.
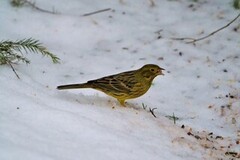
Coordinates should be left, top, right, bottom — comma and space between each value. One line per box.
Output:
1, 0, 240, 159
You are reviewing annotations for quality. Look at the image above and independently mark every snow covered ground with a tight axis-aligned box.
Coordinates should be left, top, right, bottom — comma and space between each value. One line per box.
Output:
1, 0, 240, 159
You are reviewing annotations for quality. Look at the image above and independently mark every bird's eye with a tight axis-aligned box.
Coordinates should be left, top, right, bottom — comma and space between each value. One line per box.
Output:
150, 69, 155, 72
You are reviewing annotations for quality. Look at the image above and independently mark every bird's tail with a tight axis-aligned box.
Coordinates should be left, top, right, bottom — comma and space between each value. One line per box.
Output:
57, 83, 91, 90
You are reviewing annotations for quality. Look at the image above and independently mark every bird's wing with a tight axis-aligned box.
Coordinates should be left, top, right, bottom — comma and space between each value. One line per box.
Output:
87, 71, 138, 93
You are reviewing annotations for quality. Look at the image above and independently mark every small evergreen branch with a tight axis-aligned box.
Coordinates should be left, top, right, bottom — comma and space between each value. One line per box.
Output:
0, 38, 60, 78
1, 38, 60, 63
11, 0, 59, 14
165, 113, 179, 124
172, 13, 240, 44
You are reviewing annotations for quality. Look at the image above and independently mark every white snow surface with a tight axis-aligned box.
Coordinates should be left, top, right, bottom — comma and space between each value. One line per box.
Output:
1, 0, 240, 160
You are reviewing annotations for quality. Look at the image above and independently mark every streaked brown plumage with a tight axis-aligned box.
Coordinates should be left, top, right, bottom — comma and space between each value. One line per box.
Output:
57, 64, 164, 106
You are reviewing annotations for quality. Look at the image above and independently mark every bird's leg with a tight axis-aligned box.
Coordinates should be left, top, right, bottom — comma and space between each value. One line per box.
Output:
118, 99, 126, 107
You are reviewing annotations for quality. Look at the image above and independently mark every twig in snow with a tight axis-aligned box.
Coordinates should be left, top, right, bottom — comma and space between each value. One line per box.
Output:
149, 107, 157, 118
172, 13, 240, 44
8, 62, 20, 79
82, 8, 112, 17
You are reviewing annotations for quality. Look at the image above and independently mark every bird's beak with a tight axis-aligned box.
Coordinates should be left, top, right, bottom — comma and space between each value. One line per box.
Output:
158, 67, 165, 75
159, 72, 164, 76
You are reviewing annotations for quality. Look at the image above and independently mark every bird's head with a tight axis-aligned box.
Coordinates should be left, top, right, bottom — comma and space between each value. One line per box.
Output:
139, 64, 165, 81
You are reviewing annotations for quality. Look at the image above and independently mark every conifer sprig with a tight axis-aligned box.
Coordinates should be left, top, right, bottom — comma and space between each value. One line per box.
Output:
0, 38, 60, 78
0, 38, 59, 64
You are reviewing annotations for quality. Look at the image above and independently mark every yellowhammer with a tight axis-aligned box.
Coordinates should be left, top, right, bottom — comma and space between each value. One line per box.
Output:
57, 64, 164, 106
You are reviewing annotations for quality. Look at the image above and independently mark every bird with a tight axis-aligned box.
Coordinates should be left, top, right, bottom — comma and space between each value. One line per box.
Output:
57, 64, 164, 106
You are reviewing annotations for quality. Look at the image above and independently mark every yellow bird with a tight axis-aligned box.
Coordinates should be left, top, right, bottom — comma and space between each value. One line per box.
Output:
57, 64, 164, 106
